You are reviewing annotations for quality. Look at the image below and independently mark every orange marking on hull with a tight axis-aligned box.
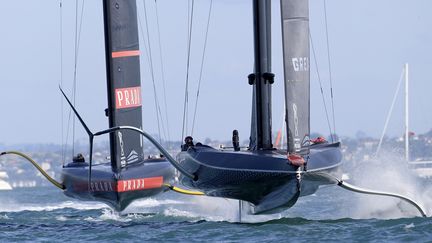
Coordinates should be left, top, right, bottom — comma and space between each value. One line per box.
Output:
116, 176, 163, 192
143, 177, 164, 189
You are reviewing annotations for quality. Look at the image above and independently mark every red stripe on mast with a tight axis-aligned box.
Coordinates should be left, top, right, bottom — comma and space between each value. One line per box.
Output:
112, 50, 140, 58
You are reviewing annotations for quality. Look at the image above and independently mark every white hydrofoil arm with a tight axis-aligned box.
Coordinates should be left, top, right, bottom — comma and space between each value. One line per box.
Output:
338, 180, 426, 218
315, 172, 427, 218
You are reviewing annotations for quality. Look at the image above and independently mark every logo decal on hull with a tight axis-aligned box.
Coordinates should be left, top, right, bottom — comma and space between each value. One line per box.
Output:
90, 181, 115, 192
115, 86, 141, 109
86, 177, 163, 192
117, 176, 163, 192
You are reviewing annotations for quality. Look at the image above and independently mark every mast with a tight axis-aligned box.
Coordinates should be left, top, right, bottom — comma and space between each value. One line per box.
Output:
103, 0, 144, 172
405, 63, 409, 161
280, 0, 310, 154
250, 0, 273, 150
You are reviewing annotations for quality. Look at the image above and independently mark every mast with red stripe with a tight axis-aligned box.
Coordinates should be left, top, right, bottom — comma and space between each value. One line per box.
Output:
103, 0, 143, 172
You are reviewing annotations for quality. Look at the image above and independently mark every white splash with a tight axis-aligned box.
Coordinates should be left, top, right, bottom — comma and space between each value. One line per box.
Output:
404, 223, 415, 229
162, 195, 282, 223
84, 216, 101, 222
163, 207, 201, 219
120, 197, 186, 217
55, 215, 68, 221
0, 201, 107, 213
346, 150, 431, 219
126, 198, 184, 209
99, 208, 132, 222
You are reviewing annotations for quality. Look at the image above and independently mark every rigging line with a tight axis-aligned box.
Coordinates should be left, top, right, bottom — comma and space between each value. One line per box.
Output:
323, 0, 337, 141
182, 0, 191, 141
141, 0, 166, 144
141, 1, 164, 142
184, 0, 192, 140
137, 9, 167, 144
376, 69, 405, 156
71, 0, 86, 156
154, 2, 171, 143
65, 104, 72, 163
191, 0, 213, 136
188, 0, 191, 37
59, 0, 65, 166
181, 0, 195, 140
149, 3, 169, 144
71, 0, 79, 157
310, 33, 333, 141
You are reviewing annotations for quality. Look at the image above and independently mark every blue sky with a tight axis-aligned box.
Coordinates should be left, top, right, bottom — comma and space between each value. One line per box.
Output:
1, 0, 431, 145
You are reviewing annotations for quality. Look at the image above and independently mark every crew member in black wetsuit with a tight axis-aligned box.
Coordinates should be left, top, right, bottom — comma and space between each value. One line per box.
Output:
73, 153, 85, 163
181, 136, 194, 151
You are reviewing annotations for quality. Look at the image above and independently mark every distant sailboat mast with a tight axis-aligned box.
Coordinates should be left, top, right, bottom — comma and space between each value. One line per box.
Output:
376, 64, 406, 157
376, 63, 422, 162
403, 63, 432, 178
404, 63, 409, 161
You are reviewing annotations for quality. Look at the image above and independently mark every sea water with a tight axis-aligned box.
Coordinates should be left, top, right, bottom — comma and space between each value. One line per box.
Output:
1, 155, 432, 242
1, 186, 431, 242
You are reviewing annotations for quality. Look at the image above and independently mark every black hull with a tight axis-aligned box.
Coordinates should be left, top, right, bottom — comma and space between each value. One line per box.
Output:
178, 142, 342, 214
61, 159, 174, 211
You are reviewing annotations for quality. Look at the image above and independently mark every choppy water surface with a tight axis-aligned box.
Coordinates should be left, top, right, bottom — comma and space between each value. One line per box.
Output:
0, 185, 431, 242
1, 155, 432, 242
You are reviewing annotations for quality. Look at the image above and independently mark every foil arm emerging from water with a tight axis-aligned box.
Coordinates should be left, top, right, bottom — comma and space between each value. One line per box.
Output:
315, 172, 427, 218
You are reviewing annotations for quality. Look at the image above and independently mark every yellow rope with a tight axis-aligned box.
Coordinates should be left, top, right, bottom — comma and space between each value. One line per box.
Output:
163, 183, 204, 196
0, 151, 203, 195
0, 151, 65, 190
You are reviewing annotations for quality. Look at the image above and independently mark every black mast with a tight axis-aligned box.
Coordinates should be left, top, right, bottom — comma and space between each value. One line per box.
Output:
102, 0, 115, 171
103, 0, 144, 172
250, 0, 273, 150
